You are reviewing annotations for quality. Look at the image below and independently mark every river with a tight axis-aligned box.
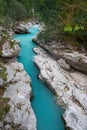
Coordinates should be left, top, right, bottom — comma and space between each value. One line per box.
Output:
14, 25, 65, 130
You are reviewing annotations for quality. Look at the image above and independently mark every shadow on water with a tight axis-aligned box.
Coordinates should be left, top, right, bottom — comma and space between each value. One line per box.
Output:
14, 25, 65, 130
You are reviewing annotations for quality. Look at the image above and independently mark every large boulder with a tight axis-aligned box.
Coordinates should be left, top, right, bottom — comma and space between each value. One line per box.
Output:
13, 23, 29, 34
63, 102, 87, 130
0, 35, 20, 58
57, 51, 87, 74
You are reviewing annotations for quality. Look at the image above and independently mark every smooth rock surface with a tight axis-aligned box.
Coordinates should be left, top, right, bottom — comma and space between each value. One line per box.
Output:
2, 40, 20, 58
58, 51, 87, 74
0, 62, 36, 130
0, 35, 20, 58
63, 102, 87, 130
33, 38, 87, 74
0, 32, 36, 130
13, 23, 29, 34
33, 47, 87, 130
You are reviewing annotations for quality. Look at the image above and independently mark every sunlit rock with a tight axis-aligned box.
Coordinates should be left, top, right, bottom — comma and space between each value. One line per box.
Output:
33, 47, 87, 130
0, 62, 36, 130
13, 23, 30, 34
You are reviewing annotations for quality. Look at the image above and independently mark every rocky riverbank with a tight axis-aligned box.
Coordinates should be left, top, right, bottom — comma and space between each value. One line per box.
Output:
33, 37, 87, 75
12, 20, 43, 34
33, 47, 87, 130
0, 28, 36, 130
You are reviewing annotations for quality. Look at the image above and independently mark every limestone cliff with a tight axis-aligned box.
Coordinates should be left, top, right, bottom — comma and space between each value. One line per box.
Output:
0, 31, 36, 130
33, 47, 87, 130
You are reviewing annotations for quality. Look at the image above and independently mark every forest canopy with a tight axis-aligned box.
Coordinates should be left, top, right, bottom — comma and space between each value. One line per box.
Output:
0, 0, 87, 48
0, 0, 34, 26
34, 0, 87, 48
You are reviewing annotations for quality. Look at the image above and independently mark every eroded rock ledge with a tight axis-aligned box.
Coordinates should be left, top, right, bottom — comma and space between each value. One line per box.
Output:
33, 38, 87, 74
33, 47, 87, 130
12, 23, 29, 34
12, 20, 42, 34
0, 32, 36, 130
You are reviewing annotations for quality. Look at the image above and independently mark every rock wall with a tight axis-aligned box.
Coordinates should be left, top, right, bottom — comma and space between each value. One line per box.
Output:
33, 38, 87, 74
33, 47, 87, 130
0, 32, 36, 130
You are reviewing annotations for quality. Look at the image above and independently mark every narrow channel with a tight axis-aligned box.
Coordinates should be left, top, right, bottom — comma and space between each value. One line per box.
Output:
14, 25, 65, 130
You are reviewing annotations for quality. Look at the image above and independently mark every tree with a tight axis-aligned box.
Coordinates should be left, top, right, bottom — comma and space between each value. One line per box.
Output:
34, 0, 87, 48
7, 0, 27, 21
18, 0, 34, 17
0, 0, 34, 26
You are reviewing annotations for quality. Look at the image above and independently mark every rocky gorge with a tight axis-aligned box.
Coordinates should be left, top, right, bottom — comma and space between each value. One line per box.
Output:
33, 38, 87, 130
0, 25, 36, 130
0, 21, 87, 130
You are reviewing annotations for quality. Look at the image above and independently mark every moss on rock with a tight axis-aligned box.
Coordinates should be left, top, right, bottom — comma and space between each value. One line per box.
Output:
0, 62, 7, 81
0, 33, 19, 57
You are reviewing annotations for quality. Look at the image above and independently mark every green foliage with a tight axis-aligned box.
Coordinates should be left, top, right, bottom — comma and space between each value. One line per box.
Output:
64, 25, 72, 32
7, 0, 27, 21
0, 0, 87, 48
35, 0, 87, 48
0, 0, 34, 26
74, 25, 84, 31
64, 25, 84, 32
18, 0, 34, 17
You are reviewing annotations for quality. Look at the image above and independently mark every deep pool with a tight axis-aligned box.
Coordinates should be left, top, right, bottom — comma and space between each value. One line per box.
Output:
14, 25, 65, 130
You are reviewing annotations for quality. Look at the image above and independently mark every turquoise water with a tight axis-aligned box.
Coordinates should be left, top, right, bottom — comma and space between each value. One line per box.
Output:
14, 25, 65, 130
